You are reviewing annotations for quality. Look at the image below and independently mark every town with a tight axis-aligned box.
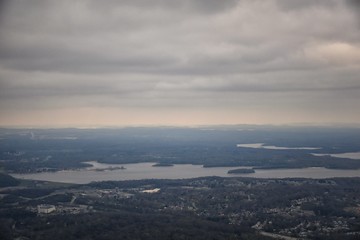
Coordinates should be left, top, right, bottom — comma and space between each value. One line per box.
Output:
1, 175, 360, 239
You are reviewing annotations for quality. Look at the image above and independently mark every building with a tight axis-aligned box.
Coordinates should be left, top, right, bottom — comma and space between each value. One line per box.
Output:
37, 204, 56, 214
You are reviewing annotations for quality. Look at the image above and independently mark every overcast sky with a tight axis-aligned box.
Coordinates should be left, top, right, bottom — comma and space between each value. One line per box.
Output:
1, 0, 360, 127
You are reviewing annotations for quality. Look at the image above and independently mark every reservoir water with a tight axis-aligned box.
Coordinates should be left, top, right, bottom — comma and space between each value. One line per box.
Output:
312, 152, 360, 160
11, 161, 360, 184
236, 143, 320, 150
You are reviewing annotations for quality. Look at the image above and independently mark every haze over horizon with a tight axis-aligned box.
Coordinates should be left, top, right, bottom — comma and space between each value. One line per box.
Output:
1, 0, 360, 127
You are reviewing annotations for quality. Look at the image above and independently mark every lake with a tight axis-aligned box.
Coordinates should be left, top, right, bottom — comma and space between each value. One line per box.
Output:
236, 143, 319, 150
312, 152, 360, 160
236, 143, 360, 160
11, 161, 360, 184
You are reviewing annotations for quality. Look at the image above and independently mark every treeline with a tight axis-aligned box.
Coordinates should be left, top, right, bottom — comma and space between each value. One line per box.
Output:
0, 173, 19, 187
0, 211, 267, 240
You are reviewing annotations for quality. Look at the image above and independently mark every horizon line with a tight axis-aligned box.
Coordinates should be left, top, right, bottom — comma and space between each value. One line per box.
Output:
1, 122, 360, 129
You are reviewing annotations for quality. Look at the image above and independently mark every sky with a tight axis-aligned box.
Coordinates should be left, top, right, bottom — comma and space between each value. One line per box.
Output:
0, 0, 360, 127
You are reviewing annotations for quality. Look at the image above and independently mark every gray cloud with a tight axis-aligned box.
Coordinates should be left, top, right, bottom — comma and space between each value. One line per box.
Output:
346, 0, 360, 23
276, 0, 337, 11
0, 0, 360, 126
87, 0, 240, 14
346, 0, 360, 8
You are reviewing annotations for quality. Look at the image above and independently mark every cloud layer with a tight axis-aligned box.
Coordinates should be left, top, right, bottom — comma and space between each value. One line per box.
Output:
1, 0, 360, 126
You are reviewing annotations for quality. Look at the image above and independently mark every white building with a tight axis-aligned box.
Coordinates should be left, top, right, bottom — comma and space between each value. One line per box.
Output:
37, 204, 56, 214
